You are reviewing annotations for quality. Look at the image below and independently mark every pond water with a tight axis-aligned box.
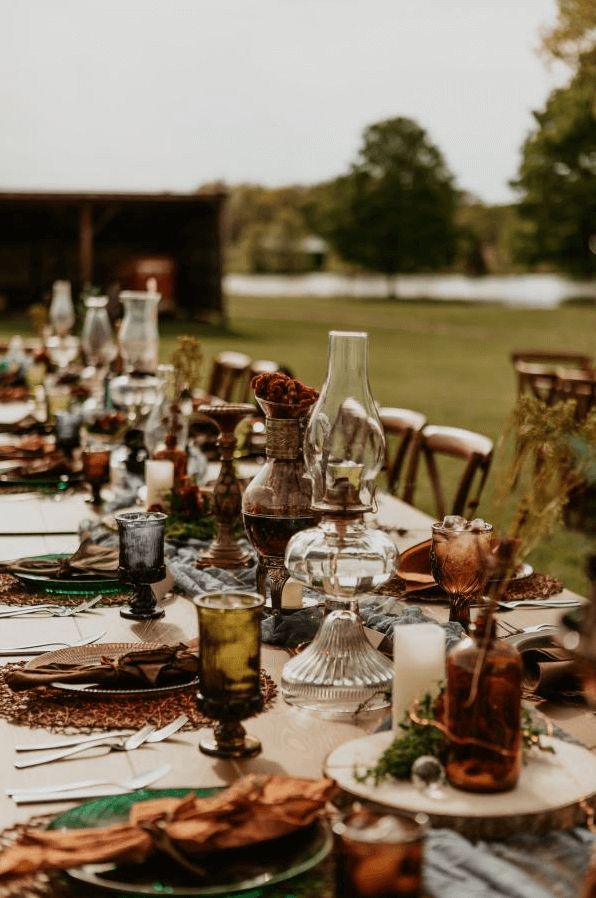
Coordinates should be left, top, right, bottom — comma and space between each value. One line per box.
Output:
225, 272, 596, 309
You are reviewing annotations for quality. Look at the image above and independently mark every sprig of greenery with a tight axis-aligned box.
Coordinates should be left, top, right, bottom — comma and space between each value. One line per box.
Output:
521, 707, 555, 759
354, 694, 445, 785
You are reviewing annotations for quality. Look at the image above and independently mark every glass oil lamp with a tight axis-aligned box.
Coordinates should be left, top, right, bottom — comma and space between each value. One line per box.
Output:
194, 591, 264, 758
116, 511, 167, 620
282, 331, 397, 715
82, 446, 111, 505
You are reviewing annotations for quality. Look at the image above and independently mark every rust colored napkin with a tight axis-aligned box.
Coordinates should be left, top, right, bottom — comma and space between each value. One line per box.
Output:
6, 642, 199, 691
0, 536, 118, 579
0, 775, 336, 879
0, 436, 51, 459
12, 451, 75, 478
397, 538, 436, 594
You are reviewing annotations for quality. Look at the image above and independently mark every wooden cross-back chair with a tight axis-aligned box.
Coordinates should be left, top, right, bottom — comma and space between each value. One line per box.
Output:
378, 407, 427, 494
207, 351, 252, 403
403, 425, 494, 520
511, 351, 593, 400
555, 369, 596, 420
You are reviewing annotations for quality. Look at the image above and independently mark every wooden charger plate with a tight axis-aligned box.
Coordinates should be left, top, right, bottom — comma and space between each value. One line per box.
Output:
25, 642, 199, 696
325, 731, 596, 839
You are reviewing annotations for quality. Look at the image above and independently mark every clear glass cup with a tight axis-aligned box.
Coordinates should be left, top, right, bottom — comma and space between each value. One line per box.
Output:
81, 295, 116, 368
430, 520, 493, 630
118, 290, 161, 374
46, 383, 72, 422
333, 806, 428, 898
49, 280, 75, 336
46, 335, 80, 370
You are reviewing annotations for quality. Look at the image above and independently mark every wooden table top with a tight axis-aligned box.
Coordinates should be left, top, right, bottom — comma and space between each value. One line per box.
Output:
0, 489, 592, 830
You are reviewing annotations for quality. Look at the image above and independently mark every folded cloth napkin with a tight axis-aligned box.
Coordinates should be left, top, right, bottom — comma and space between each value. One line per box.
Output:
503, 629, 583, 700
0, 774, 335, 878
0, 436, 50, 459
11, 450, 75, 478
6, 641, 199, 691
0, 536, 118, 579
395, 539, 436, 593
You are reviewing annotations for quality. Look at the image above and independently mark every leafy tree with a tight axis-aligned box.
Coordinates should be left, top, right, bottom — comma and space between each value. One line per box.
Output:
512, 49, 596, 275
309, 117, 457, 279
541, 0, 596, 65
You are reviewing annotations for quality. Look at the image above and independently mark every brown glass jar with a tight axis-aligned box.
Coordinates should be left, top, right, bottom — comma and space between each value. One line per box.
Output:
445, 612, 522, 793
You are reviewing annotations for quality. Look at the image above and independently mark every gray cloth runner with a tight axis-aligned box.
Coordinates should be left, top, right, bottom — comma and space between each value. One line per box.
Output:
82, 517, 595, 897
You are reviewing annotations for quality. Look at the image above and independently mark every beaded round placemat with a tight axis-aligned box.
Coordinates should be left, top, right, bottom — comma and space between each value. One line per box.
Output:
0, 663, 277, 734
379, 571, 563, 602
0, 574, 130, 607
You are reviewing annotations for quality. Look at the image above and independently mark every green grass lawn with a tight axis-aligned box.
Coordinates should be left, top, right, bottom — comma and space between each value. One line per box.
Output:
2, 295, 594, 593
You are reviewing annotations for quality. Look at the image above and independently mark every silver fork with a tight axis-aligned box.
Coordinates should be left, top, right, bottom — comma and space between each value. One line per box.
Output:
9, 764, 172, 803
498, 598, 581, 610
0, 631, 106, 656
14, 715, 187, 768
14, 724, 156, 768
0, 595, 102, 619
16, 714, 189, 752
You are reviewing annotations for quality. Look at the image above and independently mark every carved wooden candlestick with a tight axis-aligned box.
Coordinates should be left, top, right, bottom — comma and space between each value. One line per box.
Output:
196, 403, 255, 569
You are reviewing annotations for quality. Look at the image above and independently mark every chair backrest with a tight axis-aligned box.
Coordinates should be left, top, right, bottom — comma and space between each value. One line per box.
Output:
378, 407, 427, 494
403, 424, 493, 521
512, 361, 560, 403
242, 359, 280, 402
511, 351, 592, 399
207, 351, 251, 403
555, 368, 596, 419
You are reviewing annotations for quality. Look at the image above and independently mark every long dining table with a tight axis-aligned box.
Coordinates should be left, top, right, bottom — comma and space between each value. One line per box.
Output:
0, 487, 593, 839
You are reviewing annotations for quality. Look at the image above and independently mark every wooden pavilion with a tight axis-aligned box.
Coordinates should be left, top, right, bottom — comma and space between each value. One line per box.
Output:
0, 188, 226, 322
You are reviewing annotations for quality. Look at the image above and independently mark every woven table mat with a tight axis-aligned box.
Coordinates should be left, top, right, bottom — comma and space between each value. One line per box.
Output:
0, 574, 130, 607
379, 571, 564, 602
0, 663, 277, 734
0, 816, 333, 898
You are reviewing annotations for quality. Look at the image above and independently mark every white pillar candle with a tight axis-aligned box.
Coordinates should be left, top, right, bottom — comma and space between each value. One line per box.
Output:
145, 459, 174, 509
393, 623, 445, 732
282, 578, 303, 609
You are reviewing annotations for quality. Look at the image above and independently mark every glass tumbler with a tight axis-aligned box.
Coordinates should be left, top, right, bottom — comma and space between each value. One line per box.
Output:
333, 806, 428, 898
430, 521, 493, 630
116, 511, 167, 620
195, 591, 264, 758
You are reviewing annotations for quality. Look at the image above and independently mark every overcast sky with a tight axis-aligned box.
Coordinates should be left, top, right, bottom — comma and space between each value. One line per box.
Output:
0, 0, 566, 204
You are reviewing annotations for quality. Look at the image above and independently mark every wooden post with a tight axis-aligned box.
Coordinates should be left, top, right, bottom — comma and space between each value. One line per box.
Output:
79, 202, 93, 288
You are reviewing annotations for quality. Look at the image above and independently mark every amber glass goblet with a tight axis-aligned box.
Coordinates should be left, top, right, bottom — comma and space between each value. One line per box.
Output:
81, 447, 111, 505
430, 522, 493, 631
333, 806, 428, 898
194, 591, 264, 758
116, 511, 167, 620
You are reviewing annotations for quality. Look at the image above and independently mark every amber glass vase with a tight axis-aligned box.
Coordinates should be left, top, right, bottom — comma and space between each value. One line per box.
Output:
242, 396, 316, 610
445, 611, 522, 792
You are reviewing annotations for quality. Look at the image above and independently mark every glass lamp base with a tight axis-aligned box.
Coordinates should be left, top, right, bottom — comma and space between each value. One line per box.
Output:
281, 609, 392, 716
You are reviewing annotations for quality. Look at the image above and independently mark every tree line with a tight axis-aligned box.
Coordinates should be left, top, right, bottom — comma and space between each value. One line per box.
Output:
223, 0, 595, 279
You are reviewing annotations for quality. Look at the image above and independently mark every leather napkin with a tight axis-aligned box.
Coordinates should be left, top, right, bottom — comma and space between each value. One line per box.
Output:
0, 536, 118, 579
397, 539, 436, 594
6, 641, 199, 691
504, 629, 582, 700
0, 775, 336, 878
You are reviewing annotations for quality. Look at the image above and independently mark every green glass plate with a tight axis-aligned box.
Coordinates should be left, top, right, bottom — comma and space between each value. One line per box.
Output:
0, 472, 83, 490
13, 554, 124, 596
48, 788, 332, 896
